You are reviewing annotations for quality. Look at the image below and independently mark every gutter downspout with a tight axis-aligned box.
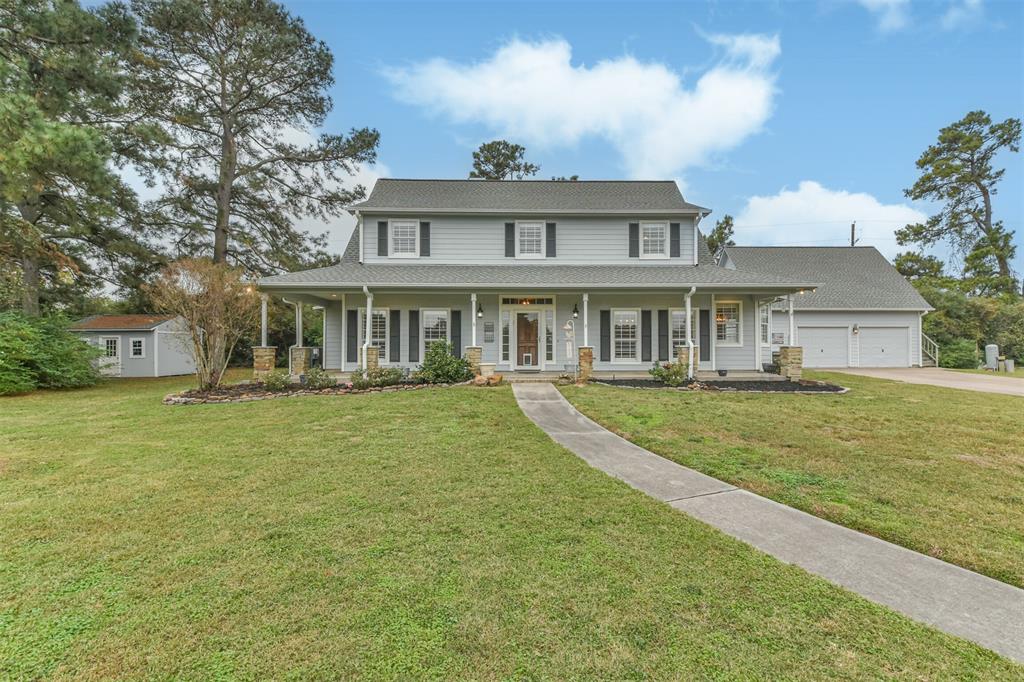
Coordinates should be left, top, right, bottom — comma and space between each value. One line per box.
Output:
282, 297, 295, 374
685, 286, 696, 379
362, 285, 372, 372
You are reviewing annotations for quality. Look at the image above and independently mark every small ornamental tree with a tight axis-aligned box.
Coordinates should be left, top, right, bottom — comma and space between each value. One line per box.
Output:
147, 259, 259, 389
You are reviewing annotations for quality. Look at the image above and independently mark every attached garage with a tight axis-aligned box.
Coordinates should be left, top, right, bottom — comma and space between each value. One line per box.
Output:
798, 326, 850, 368
859, 326, 909, 367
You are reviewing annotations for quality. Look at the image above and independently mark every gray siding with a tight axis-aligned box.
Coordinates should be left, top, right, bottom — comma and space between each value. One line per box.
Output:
361, 213, 696, 265
155, 330, 196, 376
77, 324, 195, 378
323, 301, 344, 369
770, 310, 922, 367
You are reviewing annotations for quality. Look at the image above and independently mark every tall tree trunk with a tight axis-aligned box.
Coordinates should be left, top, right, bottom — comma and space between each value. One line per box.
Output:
213, 122, 236, 263
978, 182, 1014, 283
20, 253, 40, 316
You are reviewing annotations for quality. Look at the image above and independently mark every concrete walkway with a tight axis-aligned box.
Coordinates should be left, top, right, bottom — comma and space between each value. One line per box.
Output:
513, 383, 1024, 663
830, 367, 1024, 397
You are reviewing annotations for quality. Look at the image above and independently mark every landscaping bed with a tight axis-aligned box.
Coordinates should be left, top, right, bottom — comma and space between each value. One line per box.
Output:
592, 378, 846, 393
163, 380, 464, 404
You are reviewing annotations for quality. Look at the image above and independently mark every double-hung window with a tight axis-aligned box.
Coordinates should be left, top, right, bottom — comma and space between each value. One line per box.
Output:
422, 309, 449, 353
517, 221, 544, 258
640, 222, 668, 258
715, 302, 742, 346
130, 338, 145, 358
612, 310, 639, 362
103, 338, 118, 357
670, 310, 697, 355
760, 305, 770, 345
361, 309, 389, 358
390, 219, 418, 257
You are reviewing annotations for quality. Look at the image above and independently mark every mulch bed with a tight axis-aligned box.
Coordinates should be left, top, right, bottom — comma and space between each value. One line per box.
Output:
164, 380, 467, 405
592, 378, 847, 393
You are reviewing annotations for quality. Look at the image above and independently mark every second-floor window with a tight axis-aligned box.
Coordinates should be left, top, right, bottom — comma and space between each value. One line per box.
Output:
517, 221, 544, 258
390, 220, 418, 257
641, 222, 668, 258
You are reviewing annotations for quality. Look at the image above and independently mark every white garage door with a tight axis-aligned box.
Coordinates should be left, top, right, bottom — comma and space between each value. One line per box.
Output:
859, 327, 909, 367
798, 327, 849, 367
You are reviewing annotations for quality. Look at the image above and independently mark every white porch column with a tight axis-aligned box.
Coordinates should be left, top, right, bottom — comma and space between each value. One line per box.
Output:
788, 294, 795, 345
341, 293, 347, 372
471, 293, 478, 346
754, 298, 761, 370
684, 286, 695, 378
294, 302, 303, 346
582, 293, 590, 347
710, 293, 717, 371
363, 289, 373, 371
260, 294, 268, 347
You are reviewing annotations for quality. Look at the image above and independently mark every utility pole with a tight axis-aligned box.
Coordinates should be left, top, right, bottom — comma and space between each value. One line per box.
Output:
850, 221, 859, 247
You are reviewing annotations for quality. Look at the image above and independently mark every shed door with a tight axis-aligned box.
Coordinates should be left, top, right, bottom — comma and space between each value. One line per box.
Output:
798, 327, 849, 368
859, 327, 909, 367
98, 336, 122, 376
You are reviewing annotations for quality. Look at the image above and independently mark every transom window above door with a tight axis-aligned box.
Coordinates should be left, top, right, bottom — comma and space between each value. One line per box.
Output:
517, 221, 544, 258
389, 220, 418, 257
641, 222, 668, 258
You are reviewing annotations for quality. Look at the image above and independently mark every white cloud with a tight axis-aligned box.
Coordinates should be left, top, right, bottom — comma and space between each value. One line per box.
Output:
384, 34, 779, 179
733, 181, 928, 258
857, 0, 911, 32
941, 0, 984, 30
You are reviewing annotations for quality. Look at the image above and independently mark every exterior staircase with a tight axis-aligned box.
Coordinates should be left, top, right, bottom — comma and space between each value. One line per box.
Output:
921, 333, 939, 367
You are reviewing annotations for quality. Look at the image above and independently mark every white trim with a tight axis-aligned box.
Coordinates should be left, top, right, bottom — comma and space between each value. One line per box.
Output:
359, 305, 389, 365
153, 330, 160, 377
470, 293, 477, 347
514, 220, 546, 259
610, 308, 643, 364
710, 294, 716, 371
129, 336, 146, 359
388, 218, 420, 258
639, 221, 670, 259
98, 336, 121, 377
419, 307, 451, 361
341, 293, 347, 372
714, 299, 743, 348
582, 293, 589, 347
357, 212, 364, 263
693, 214, 701, 265
497, 294, 557, 370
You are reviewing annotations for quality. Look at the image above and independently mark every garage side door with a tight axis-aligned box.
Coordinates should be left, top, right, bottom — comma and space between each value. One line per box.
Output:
798, 327, 849, 368
859, 327, 909, 367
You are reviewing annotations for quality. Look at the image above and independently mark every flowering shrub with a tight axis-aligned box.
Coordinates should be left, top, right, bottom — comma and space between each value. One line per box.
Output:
648, 361, 689, 387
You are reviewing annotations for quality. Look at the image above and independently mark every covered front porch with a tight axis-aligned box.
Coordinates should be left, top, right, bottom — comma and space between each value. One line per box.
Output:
253, 285, 810, 380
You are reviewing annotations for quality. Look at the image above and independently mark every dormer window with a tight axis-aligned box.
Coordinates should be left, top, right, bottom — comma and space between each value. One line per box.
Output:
516, 221, 544, 258
640, 222, 668, 258
389, 219, 419, 257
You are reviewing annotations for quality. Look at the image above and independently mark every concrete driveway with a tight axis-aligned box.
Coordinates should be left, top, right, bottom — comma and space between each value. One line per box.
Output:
829, 367, 1024, 397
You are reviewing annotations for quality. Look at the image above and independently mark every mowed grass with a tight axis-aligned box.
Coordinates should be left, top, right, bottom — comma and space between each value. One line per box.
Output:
562, 371, 1024, 588
954, 367, 1024, 378
0, 377, 1020, 678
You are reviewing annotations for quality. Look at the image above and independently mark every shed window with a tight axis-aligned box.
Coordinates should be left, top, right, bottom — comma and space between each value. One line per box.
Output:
130, 338, 145, 358
104, 338, 118, 357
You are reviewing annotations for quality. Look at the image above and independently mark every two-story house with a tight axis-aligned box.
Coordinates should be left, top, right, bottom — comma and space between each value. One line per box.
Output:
256, 179, 832, 378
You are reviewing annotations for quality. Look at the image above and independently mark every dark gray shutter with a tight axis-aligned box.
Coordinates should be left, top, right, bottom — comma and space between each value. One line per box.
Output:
641, 310, 652, 362
546, 222, 556, 258
451, 310, 462, 357
670, 222, 681, 258
389, 310, 400, 362
658, 309, 669, 361
599, 310, 611, 362
505, 222, 515, 257
408, 310, 419, 363
699, 310, 711, 361
377, 221, 388, 257
628, 223, 639, 258
346, 309, 358, 363
419, 221, 430, 257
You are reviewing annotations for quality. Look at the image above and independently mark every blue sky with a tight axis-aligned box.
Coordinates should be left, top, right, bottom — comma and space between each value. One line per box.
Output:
295, 1, 1023, 270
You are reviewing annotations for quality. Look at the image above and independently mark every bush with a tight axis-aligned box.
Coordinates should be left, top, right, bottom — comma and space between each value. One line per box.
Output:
349, 366, 404, 390
262, 369, 292, 391
0, 312, 100, 395
939, 339, 979, 369
648, 361, 689, 387
304, 367, 336, 389
414, 341, 472, 384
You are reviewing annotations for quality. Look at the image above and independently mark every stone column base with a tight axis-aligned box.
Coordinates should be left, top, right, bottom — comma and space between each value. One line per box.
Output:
465, 346, 482, 375
779, 346, 803, 381
290, 346, 312, 376
253, 346, 276, 380
362, 345, 379, 373
675, 345, 699, 377
578, 346, 594, 383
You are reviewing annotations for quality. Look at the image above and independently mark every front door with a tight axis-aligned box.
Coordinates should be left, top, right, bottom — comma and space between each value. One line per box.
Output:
515, 312, 540, 369
98, 336, 121, 376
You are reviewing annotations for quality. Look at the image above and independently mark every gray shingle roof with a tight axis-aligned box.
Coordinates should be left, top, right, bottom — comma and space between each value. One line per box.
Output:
722, 246, 931, 310
349, 179, 710, 214
259, 230, 817, 290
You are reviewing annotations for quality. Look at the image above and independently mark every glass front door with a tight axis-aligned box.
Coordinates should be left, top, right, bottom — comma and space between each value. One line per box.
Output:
515, 312, 540, 368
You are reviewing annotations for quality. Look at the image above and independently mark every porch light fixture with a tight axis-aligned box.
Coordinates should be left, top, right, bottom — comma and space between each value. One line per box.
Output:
476, 303, 484, 318
852, 324, 860, 335
572, 304, 579, 319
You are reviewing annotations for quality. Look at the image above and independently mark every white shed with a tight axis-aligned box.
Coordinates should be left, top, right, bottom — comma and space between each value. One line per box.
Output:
71, 315, 196, 378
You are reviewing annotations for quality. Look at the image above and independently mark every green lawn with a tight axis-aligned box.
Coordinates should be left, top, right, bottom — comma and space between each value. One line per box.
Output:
1, 377, 1020, 678
954, 367, 1024, 378
562, 371, 1024, 588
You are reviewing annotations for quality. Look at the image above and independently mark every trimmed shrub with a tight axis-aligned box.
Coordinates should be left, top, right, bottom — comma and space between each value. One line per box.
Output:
414, 341, 472, 384
304, 367, 336, 389
649, 361, 689, 387
939, 339, 979, 369
0, 313, 100, 395
348, 366, 404, 390
262, 369, 292, 391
